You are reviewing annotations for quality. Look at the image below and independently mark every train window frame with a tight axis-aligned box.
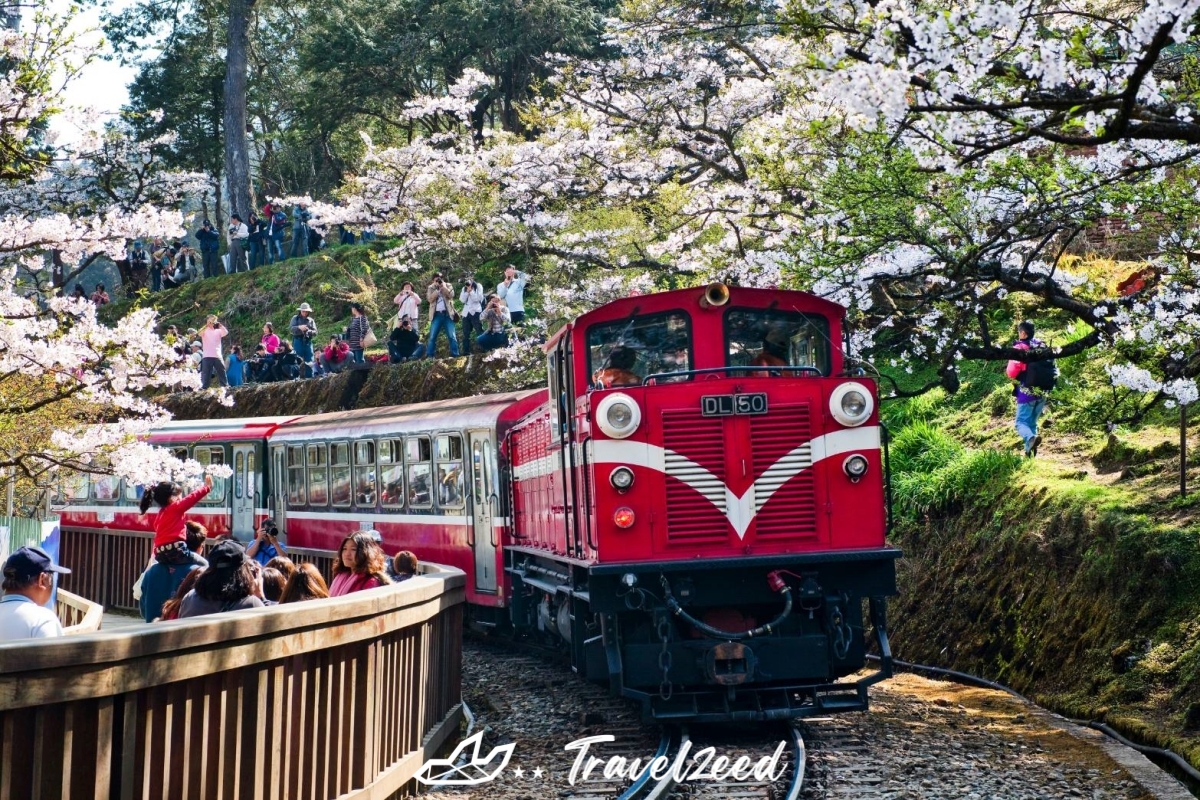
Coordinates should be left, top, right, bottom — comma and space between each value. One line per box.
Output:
435, 434, 465, 509
330, 442, 352, 508
354, 439, 377, 508
56, 473, 89, 504
585, 310, 694, 386
246, 449, 256, 505
193, 446, 227, 504
306, 444, 329, 506
722, 308, 833, 377
234, 451, 245, 500
287, 444, 306, 507
405, 436, 433, 509
91, 461, 119, 503
379, 439, 405, 509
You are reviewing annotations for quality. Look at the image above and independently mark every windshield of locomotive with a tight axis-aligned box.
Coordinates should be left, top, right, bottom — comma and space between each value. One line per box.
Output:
725, 308, 832, 376
586, 311, 692, 386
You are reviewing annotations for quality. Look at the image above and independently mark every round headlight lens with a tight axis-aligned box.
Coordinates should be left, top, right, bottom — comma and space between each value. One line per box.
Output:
610, 467, 635, 491
596, 393, 642, 439
841, 390, 868, 418
607, 402, 634, 429
614, 507, 636, 529
829, 381, 875, 427
843, 454, 869, 480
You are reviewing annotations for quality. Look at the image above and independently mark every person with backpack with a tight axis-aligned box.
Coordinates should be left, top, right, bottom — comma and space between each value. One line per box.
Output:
1006, 320, 1056, 457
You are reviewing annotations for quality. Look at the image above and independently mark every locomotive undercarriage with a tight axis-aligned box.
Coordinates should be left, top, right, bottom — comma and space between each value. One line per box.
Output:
506, 547, 900, 723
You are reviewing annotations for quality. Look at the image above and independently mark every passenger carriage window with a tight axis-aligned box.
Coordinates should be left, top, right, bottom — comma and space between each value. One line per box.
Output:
586, 311, 692, 386
406, 437, 432, 508
472, 440, 484, 504
92, 462, 118, 502
724, 309, 832, 376
246, 450, 256, 503
435, 435, 464, 508
54, 473, 89, 505
354, 440, 376, 507
307, 445, 328, 506
379, 439, 404, 508
234, 451, 245, 500
193, 447, 226, 503
330, 443, 351, 507
287, 445, 306, 506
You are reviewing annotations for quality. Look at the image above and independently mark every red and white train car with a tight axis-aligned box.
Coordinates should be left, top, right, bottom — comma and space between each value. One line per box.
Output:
265, 391, 544, 607
57, 283, 899, 724
57, 417, 298, 539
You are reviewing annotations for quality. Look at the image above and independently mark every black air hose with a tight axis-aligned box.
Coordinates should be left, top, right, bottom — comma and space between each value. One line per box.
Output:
660, 576, 793, 640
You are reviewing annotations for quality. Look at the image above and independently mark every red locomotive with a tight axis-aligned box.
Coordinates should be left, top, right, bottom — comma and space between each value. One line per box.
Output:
57, 283, 898, 723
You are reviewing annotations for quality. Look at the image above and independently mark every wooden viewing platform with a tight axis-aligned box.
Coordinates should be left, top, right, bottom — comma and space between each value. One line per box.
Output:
0, 557, 466, 800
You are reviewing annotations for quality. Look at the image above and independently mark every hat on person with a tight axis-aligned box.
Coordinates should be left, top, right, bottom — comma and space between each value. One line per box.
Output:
206, 540, 247, 571
297, 303, 313, 312
3, 546, 71, 580
365, 529, 382, 543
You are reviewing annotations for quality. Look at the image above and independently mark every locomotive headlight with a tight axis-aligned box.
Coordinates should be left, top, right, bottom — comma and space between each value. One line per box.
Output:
843, 454, 869, 482
596, 393, 642, 439
829, 381, 874, 427
610, 466, 635, 491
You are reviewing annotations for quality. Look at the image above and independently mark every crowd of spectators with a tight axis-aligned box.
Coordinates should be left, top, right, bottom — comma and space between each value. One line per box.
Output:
157, 267, 531, 389
131, 525, 420, 622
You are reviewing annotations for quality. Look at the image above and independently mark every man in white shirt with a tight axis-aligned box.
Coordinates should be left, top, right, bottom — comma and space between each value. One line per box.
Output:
496, 267, 529, 324
228, 214, 250, 273
0, 545, 71, 640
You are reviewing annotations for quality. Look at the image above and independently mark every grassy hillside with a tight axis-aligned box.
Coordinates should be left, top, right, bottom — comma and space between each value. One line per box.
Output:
100, 243, 525, 361
882, 349, 1200, 766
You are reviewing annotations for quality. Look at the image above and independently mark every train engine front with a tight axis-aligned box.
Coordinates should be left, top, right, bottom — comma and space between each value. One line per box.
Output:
507, 284, 899, 723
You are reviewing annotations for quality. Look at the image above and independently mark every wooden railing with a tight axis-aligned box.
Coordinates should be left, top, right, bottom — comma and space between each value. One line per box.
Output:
58, 529, 342, 611
58, 527, 154, 612
55, 588, 103, 634
0, 566, 466, 800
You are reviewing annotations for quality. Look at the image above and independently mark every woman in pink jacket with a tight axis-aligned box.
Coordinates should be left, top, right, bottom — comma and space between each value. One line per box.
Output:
329, 532, 392, 596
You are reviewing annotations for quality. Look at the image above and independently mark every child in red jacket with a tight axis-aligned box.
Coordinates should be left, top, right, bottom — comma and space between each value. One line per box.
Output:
140, 474, 213, 566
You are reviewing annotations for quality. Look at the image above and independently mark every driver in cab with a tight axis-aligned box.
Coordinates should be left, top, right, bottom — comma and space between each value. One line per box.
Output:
592, 345, 641, 389
751, 329, 788, 376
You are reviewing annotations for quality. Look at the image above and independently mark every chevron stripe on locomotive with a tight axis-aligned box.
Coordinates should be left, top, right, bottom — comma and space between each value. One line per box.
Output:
57, 283, 899, 723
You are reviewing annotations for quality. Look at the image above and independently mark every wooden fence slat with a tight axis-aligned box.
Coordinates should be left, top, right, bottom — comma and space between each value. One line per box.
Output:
3, 530, 466, 800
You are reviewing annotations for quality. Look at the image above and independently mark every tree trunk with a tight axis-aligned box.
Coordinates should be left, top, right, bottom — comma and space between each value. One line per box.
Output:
222, 0, 254, 221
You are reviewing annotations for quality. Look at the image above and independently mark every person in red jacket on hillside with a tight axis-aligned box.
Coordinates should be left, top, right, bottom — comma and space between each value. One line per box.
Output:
140, 474, 213, 567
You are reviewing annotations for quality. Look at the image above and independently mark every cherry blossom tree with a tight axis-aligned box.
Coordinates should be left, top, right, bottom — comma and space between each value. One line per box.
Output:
314, 0, 1200, 419
0, 0, 225, 509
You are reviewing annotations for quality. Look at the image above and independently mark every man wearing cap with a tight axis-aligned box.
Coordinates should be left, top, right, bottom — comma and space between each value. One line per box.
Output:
0, 546, 71, 640
289, 303, 318, 377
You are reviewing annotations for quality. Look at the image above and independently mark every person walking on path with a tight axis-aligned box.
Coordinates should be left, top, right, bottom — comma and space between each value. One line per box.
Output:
1006, 321, 1054, 457
0, 546, 70, 640
425, 274, 460, 357
199, 314, 229, 388
497, 266, 529, 325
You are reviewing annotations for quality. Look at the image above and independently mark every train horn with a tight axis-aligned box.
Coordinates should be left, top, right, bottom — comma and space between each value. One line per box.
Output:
700, 282, 731, 308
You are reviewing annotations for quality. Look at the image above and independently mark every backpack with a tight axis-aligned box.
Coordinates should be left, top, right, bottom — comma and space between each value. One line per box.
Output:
1021, 353, 1057, 391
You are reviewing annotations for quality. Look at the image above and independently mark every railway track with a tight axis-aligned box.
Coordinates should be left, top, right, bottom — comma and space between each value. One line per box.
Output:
612, 724, 805, 800
449, 641, 1178, 800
